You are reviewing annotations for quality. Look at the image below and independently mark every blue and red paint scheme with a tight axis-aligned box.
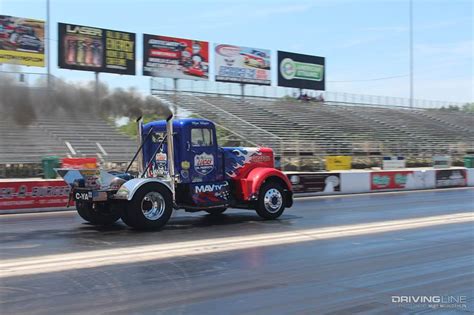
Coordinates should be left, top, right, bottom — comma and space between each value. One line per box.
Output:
141, 118, 292, 209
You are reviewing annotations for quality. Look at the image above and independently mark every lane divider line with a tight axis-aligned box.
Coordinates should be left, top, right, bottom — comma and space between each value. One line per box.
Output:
0, 212, 472, 278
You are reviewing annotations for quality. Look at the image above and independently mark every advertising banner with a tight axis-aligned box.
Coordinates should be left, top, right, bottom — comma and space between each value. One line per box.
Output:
371, 171, 413, 190
0, 15, 45, 67
61, 157, 97, 169
277, 50, 325, 90
58, 22, 135, 74
0, 180, 71, 210
435, 169, 466, 188
433, 156, 451, 168
287, 172, 340, 193
214, 44, 271, 85
382, 156, 406, 170
325, 156, 352, 171
143, 34, 209, 80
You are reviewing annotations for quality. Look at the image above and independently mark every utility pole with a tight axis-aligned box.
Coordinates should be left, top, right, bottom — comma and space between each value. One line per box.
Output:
409, 0, 414, 108
46, 0, 51, 90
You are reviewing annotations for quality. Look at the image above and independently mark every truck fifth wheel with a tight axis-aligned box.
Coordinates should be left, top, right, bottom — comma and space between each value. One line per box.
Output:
57, 115, 293, 229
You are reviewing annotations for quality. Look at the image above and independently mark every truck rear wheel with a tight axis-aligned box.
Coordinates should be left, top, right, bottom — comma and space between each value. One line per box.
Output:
76, 201, 120, 225
122, 184, 173, 230
256, 182, 286, 219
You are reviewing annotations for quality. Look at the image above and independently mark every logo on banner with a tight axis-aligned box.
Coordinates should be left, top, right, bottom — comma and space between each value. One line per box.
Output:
280, 57, 323, 81
194, 153, 214, 175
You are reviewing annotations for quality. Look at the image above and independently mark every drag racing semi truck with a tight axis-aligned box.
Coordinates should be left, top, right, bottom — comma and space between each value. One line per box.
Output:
57, 115, 293, 229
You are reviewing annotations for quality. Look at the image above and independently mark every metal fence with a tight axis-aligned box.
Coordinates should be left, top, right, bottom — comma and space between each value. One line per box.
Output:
150, 77, 467, 109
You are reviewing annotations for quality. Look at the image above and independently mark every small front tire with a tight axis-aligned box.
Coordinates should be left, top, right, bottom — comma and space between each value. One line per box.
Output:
256, 182, 286, 219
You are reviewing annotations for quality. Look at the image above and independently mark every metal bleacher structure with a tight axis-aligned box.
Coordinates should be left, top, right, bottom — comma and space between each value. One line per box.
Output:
150, 80, 473, 169
0, 108, 136, 167
1, 78, 473, 176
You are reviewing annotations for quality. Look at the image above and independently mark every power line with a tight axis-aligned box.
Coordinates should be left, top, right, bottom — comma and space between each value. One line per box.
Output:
328, 74, 409, 83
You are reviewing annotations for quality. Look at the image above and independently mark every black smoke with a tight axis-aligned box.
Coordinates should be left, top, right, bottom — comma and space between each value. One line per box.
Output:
0, 73, 172, 126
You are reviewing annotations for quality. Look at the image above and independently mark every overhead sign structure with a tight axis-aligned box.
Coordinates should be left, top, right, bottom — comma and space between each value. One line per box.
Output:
277, 50, 325, 90
214, 44, 271, 85
0, 15, 45, 67
58, 22, 136, 75
143, 34, 209, 80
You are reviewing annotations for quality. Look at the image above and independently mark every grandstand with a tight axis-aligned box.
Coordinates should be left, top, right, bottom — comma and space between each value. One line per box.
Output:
156, 92, 473, 161
0, 109, 136, 165
1, 90, 472, 176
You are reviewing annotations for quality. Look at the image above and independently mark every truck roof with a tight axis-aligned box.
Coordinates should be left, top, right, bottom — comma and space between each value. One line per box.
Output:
143, 118, 215, 132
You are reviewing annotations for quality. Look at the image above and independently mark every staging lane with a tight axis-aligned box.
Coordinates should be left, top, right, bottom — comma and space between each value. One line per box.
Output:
0, 188, 473, 314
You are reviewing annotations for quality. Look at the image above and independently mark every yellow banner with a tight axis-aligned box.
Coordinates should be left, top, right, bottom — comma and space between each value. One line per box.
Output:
0, 50, 45, 67
325, 156, 352, 171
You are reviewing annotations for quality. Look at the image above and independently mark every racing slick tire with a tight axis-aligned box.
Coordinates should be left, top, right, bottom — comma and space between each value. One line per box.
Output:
76, 201, 121, 225
256, 181, 286, 219
205, 207, 227, 215
122, 184, 173, 230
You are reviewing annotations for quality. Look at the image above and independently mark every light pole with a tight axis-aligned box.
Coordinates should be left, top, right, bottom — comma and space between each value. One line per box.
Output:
409, 0, 414, 108
46, 0, 51, 90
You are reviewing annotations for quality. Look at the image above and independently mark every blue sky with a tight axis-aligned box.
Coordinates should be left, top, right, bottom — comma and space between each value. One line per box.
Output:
1, 0, 472, 102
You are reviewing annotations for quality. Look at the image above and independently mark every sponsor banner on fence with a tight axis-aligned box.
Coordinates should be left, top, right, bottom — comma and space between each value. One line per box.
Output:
371, 171, 413, 190
0, 180, 70, 210
287, 172, 340, 193
0, 15, 45, 67
277, 50, 325, 90
433, 156, 451, 168
58, 22, 135, 74
214, 44, 271, 85
143, 34, 209, 80
325, 156, 352, 171
382, 156, 406, 170
435, 169, 466, 188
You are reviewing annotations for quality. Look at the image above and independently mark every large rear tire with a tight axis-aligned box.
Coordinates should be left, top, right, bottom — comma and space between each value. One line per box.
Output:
255, 182, 286, 219
76, 201, 120, 225
121, 184, 173, 230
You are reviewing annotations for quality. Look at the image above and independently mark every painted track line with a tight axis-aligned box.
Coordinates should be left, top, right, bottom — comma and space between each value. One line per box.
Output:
0, 212, 472, 279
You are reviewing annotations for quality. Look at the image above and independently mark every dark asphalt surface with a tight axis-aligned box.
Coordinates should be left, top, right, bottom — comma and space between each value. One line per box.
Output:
0, 188, 473, 314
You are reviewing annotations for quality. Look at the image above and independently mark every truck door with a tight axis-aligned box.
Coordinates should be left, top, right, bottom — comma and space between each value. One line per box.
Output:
188, 126, 217, 183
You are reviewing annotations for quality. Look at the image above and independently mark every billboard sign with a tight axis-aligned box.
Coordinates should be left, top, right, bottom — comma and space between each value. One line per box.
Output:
0, 15, 45, 67
0, 180, 71, 210
287, 172, 340, 194
435, 169, 466, 188
277, 50, 325, 90
143, 34, 209, 80
325, 156, 352, 171
214, 44, 271, 85
58, 22, 135, 74
371, 171, 413, 190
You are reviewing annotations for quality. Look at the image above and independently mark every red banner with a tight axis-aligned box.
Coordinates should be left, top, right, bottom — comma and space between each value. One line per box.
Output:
371, 171, 413, 190
0, 180, 71, 210
62, 157, 97, 169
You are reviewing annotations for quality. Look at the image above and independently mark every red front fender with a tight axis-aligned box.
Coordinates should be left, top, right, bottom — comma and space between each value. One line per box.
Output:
239, 167, 292, 202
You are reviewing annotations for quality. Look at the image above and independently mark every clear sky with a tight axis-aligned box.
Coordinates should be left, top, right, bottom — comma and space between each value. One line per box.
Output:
1, 0, 472, 102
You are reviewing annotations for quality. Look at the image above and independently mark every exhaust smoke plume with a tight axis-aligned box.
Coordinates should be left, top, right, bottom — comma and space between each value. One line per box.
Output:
0, 74, 172, 126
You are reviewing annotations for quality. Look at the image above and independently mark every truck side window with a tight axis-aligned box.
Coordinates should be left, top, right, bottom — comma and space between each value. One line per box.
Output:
191, 128, 213, 147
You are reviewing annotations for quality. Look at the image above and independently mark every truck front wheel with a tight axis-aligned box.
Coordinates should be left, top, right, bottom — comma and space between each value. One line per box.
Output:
122, 184, 173, 230
256, 182, 286, 219
76, 201, 120, 225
